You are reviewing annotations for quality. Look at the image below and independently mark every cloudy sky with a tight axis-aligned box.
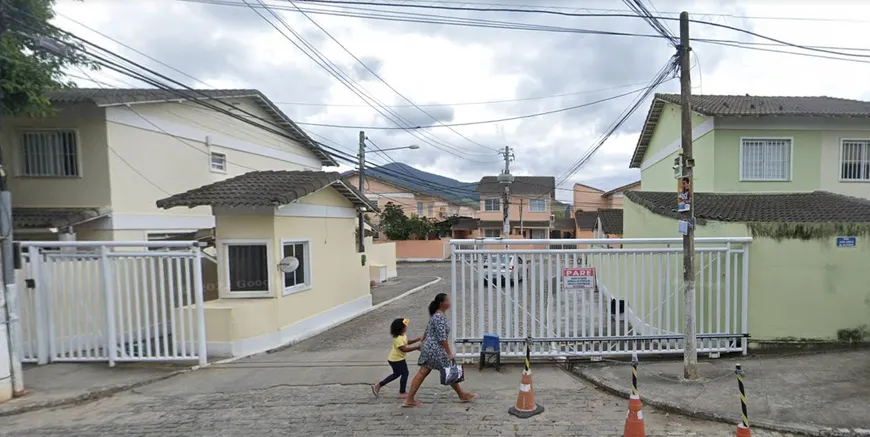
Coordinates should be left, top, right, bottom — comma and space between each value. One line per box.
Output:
55, 0, 870, 202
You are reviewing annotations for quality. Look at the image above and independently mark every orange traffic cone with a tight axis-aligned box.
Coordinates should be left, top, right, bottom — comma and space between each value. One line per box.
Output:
508, 368, 544, 418
623, 394, 645, 437
735, 424, 751, 437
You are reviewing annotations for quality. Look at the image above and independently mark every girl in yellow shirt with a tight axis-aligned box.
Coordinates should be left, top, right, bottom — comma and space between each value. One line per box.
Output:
372, 318, 423, 398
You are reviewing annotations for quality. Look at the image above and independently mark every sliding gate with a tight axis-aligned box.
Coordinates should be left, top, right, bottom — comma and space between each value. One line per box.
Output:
16, 241, 207, 366
450, 238, 751, 359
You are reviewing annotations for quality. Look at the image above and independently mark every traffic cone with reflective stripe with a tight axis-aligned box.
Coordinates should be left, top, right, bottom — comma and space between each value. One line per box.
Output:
623, 353, 645, 437
623, 394, 645, 437
508, 341, 544, 419
736, 424, 751, 437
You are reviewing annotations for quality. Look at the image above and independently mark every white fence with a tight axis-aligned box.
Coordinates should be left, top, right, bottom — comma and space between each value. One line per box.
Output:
450, 238, 751, 359
16, 241, 207, 366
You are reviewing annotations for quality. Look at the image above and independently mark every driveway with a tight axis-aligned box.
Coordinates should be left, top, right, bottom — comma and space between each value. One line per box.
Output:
0, 263, 798, 436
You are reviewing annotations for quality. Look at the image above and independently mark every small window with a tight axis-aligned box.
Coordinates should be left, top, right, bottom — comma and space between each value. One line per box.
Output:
529, 198, 546, 212
740, 138, 791, 181
210, 152, 227, 172
484, 198, 500, 212
484, 229, 501, 238
226, 243, 270, 296
282, 240, 311, 295
841, 140, 870, 181
417, 201, 423, 216
428, 203, 434, 216
20, 130, 79, 177
530, 229, 547, 239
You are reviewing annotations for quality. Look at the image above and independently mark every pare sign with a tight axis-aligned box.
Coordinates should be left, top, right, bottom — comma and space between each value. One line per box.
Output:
562, 267, 595, 290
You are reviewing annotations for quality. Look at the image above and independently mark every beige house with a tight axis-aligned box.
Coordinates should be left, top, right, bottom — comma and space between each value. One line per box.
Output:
343, 172, 478, 228
156, 170, 378, 357
7, 88, 336, 242
472, 176, 556, 238
572, 180, 640, 213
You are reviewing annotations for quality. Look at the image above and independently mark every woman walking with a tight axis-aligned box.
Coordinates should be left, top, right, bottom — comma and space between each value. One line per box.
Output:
402, 293, 478, 408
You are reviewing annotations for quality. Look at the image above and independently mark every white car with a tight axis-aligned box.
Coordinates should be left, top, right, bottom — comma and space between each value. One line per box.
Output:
481, 254, 526, 287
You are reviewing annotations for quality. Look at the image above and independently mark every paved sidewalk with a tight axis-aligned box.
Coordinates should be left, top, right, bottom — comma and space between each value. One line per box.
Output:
574, 349, 870, 436
0, 363, 181, 417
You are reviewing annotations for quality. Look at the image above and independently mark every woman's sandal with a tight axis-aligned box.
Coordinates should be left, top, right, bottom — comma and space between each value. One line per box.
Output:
371, 384, 380, 398
401, 400, 423, 408
458, 393, 479, 403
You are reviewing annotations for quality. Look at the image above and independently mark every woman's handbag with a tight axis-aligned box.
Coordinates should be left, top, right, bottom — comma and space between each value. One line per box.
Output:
440, 360, 465, 385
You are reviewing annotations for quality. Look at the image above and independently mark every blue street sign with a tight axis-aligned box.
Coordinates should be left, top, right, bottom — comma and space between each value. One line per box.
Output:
836, 236, 857, 248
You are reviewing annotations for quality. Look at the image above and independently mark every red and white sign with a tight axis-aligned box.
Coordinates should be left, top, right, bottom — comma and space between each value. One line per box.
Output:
562, 267, 595, 289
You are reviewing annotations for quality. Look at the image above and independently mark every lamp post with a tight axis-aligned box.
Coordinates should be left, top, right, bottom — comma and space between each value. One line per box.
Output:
357, 131, 419, 251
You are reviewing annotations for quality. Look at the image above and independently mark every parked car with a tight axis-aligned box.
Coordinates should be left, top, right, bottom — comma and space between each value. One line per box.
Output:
481, 254, 526, 287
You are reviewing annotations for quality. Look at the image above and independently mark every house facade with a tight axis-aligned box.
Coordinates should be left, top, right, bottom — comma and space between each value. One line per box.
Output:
7, 88, 336, 243
573, 180, 640, 213
343, 173, 477, 226
630, 94, 870, 198
624, 94, 870, 342
474, 176, 556, 239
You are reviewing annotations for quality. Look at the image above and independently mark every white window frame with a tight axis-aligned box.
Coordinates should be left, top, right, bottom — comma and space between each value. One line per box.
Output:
484, 229, 501, 238
417, 201, 423, 216
280, 239, 312, 296
484, 198, 501, 212
529, 198, 547, 212
18, 129, 82, 178
839, 139, 870, 182
210, 151, 227, 173
427, 203, 434, 216
739, 137, 794, 182
220, 239, 273, 299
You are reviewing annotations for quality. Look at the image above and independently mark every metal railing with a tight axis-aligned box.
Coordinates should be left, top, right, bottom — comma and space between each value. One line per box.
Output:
449, 238, 751, 359
17, 241, 207, 366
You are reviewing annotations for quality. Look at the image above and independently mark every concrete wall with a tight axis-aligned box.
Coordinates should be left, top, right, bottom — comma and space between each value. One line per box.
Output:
365, 237, 397, 278
4, 103, 111, 209
639, 103, 712, 192
204, 186, 371, 357
392, 239, 449, 260
624, 196, 870, 341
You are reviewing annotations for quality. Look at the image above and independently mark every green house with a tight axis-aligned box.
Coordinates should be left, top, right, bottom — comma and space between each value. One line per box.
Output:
625, 94, 870, 343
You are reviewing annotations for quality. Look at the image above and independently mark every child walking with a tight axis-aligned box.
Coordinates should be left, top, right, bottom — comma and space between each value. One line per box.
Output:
372, 318, 422, 398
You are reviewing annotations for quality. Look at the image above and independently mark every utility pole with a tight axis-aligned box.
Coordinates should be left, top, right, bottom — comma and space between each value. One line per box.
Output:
0, 6, 24, 399
679, 11, 698, 381
357, 131, 366, 253
497, 146, 514, 239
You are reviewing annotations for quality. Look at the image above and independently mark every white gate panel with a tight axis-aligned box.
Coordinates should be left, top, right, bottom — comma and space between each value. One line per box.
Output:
17, 241, 207, 366
450, 238, 751, 359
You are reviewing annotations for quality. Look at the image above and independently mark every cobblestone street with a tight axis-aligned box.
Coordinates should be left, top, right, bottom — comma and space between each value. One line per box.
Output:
0, 264, 802, 436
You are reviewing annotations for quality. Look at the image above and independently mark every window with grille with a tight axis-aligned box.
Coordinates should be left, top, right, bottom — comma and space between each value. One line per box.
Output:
841, 140, 870, 181
484, 229, 501, 238
20, 130, 79, 177
210, 152, 227, 172
529, 198, 546, 212
416, 201, 423, 216
427, 203, 434, 216
282, 240, 311, 295
740, 138, 791, 181
226, 243, 270, 297
484, 198, 500, 212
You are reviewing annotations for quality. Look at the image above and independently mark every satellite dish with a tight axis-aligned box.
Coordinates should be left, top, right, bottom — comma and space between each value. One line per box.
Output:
278, 256, 300, 273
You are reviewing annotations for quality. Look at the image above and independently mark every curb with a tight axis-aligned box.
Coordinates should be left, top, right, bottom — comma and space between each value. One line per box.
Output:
0, 277, 443, 417
0, 365, 199, 417
571, 366, 866, 437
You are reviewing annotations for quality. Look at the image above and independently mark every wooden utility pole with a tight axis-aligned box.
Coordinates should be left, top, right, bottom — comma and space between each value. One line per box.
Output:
679, 11, 698, 380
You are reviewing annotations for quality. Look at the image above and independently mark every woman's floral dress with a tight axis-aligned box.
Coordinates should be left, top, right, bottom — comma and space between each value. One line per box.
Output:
418, 312, 451, 370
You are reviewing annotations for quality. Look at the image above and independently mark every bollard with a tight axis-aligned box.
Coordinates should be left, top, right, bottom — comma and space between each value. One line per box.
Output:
735, 364, 751, 437
623, 352, 645, 437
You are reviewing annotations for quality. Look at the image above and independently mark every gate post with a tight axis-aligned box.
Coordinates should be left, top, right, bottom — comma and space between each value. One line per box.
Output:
192, 245, 208, 366
450, 243, 457, 350
28, 246, 49, 365
99, 245, 118, 367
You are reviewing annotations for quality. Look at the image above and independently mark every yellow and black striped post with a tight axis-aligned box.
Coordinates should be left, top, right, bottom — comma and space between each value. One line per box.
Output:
524, 341, 531, 373
736, 364, 749, 428
631, 353, 639, 396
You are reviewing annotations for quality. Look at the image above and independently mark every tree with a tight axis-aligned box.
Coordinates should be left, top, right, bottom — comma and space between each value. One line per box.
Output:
433, 215, 459, 238
406, 215, 433, 240
378, 202, 411, 240
2, 0, 96, 117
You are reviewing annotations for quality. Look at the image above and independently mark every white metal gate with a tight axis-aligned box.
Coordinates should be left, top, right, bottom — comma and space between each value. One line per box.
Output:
16, 241, 207, 366
450, 238, 751, 359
